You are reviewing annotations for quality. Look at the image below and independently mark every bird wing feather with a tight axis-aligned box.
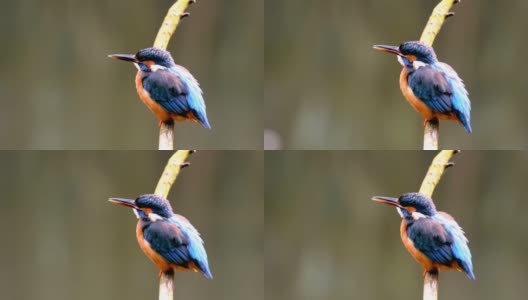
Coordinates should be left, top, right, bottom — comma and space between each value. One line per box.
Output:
407, 217, 454, 266
142, 70, 191, 117
408, 66, 454, 115
433, 212, 475, 279
142, 220, 192, 267
434, 63, 472, 132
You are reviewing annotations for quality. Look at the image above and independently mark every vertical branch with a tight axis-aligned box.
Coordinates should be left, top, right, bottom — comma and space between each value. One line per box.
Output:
154, 149, 193, 300
420, 0, 459, 46
423, 271, 439, 300
153, 0, 196, 50
159, 123, 175, 150
419, 0, 460, 150
419, 150, 457, 197
159, 271, 175, 300
154, 150, 193, 198
154, 0, 197, 150
423, 119, 439, 150
419, 150, 458, 300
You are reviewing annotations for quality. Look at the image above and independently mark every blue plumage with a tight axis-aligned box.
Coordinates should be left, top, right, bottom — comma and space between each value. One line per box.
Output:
169, 65, 210, 129
372, 193, 475, 280
434, 213, 475, 280
109, 47, 211, 129
432, 63, 472, 133
109, 194, 212, 279
140, 65, 211, 129
168, 215, 213, 279
374, 41, 472, 133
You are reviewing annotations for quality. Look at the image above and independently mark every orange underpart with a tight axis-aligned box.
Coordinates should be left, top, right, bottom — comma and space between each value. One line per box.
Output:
136, 221, 173, 273
136, 72, 172, 123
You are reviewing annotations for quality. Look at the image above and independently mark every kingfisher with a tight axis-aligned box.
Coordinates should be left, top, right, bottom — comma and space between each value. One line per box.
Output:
109, 47, 211, 129
373, 41, 471, 133
372, 192, 475, 280
109, 194, 213, 279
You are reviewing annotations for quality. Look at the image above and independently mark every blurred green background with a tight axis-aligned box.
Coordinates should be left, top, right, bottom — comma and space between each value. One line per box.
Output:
266, 151, 528, 299
0, 0, 262, 149
0, 151, 263, 300
265, 0, 528, 149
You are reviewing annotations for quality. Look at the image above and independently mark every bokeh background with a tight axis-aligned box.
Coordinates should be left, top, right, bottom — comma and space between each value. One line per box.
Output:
0, 151, 263, 300
0, 0, 262, 149
265, 0, 528, 149
266, 151, 528, 299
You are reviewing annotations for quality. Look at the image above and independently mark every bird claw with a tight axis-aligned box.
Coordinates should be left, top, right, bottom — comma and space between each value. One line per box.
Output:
424, 119, 439, 127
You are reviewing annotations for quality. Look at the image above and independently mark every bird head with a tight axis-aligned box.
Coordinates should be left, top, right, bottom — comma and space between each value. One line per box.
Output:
108, 47, 176, 72
373, 41, 438, 68
372, 192, 437, 218
109, 194, 174, 221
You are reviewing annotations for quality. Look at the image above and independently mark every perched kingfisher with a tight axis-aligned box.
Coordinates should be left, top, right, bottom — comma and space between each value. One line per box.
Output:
372, 192, 475, 280
109, 47, 211, 129
373, 41, 471, 133
109, 194, 212, 279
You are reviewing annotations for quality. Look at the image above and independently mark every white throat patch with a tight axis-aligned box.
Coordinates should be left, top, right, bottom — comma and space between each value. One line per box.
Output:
397, 56, 405, 67
148, 213, 164, 222
413, 60, 428, 70
150, 64, 167, 72
133, 63, 140, 70
412, 212, 427, 220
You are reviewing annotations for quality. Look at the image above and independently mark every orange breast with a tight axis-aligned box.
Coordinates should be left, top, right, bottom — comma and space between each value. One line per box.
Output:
400, 220, 435, 271
399, 69, 434, 120
135, 72, 172, 122
136, 221, 172, 272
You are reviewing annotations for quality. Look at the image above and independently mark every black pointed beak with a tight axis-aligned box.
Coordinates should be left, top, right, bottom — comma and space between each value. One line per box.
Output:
109, 198, 139, 209
371, 196, 403, 208
373, 45, 403, 56
108, 54, 139, 63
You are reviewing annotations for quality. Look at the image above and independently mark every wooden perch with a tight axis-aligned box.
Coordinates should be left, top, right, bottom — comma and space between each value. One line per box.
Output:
154, 0, 197, 150
418, 150, 459, 300
154, 149, 194, 300
420, 0, 460, 150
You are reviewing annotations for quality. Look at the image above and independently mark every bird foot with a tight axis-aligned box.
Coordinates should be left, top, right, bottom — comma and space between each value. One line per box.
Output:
423, 119, 439, 127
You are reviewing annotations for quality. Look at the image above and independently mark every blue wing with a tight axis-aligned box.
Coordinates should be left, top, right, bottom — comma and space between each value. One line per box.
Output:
142, 67, 211, 129
408, 64, 471, 133
169, 65, 210, 129
143, 219, 213, 279
407, 217, 455, 266
168, 215, 213, 279
434, 63, 471, 133
143, 221, 193, 267
434, 213, 475, 280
